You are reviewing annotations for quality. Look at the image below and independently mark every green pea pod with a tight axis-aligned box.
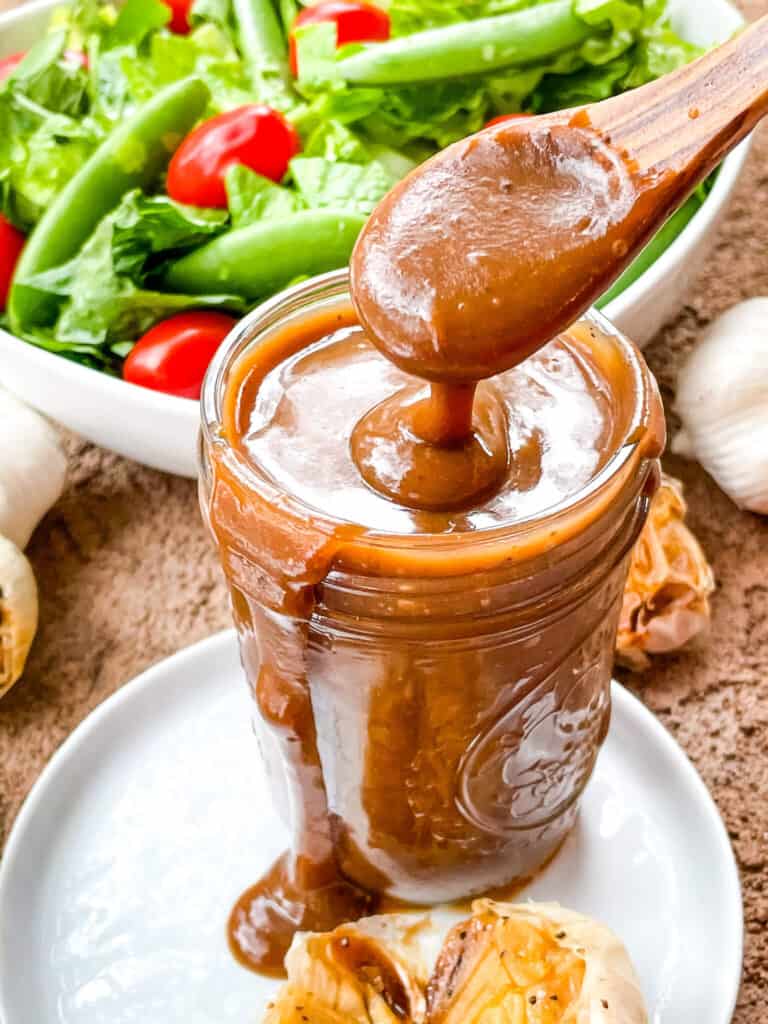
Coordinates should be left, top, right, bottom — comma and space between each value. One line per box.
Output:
163, 209, 367, 299
334, 2, 591, 85
232, 0, 290, 84
9, 76, 210, 333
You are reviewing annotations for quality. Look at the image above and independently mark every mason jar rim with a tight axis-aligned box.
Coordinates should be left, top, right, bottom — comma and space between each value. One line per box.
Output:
200, 268, 658, 563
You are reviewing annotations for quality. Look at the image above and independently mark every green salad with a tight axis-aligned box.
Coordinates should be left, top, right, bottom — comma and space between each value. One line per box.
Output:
0, 0, 710, 395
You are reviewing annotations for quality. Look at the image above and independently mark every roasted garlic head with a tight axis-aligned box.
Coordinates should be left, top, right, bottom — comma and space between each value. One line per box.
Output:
618, 474, 714, 670
262, 902, 647, 1024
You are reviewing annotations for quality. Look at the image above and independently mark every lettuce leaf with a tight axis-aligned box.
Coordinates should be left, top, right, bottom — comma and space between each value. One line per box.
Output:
3, 0, 713, 373
190, 0, 233, 33
3, 31, 91, 116
16, 189, 241, 367
290, 156, 395, 215
225, 164, 303, 227
0, 95, 102, 229
295, 0, 704, 148
104, 0, 170, 47
0, 29, 103, 227
303, 119, 373, 161
116, 22, 254, 114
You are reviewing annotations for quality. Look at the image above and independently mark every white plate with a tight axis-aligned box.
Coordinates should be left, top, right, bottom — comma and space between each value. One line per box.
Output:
0, 630, 742, 1024
0, 0, 751, 477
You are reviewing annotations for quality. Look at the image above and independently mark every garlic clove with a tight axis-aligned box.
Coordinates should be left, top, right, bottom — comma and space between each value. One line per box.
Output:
0, 385, 67, 549
675, 417, 768, 515
265, 913, 431, 1024
428, 901, 647, 1024
0, 534, 38, 698
670, 428, 694, 458
674, 298, 768, 514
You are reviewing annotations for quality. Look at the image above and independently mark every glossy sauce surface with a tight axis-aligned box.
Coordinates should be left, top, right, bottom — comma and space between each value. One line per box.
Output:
351, 118, 663, 384
237, 323, 614, 532
210, 305, 660, 974
210, 104, 665, 977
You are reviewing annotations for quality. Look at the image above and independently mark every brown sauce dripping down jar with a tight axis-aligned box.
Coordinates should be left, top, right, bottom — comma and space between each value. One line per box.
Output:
199, 269, 664, 914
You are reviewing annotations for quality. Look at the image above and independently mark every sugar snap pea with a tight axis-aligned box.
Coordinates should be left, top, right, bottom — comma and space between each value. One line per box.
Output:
232, 0, 292, 88
163, 209, 366, 299
334, 1, 591, 85
9, 77, 209, 332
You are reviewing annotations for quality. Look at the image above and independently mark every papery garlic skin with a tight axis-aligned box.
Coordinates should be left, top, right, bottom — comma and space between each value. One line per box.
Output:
0, 385, 67, 549
673, 298, 768, 514
0, 534, 38, 698
618, 475, 714, 670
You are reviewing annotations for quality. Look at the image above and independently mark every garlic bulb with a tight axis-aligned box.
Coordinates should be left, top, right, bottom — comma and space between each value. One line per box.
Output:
0, 534, 38, 698
263, 902, 647, 1024
0, 385, 67, 696
673, 298, 768, 513
0, 385, 67, 548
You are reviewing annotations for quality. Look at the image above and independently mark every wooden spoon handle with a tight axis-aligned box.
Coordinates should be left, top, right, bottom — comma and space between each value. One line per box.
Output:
588, 14, 768, 185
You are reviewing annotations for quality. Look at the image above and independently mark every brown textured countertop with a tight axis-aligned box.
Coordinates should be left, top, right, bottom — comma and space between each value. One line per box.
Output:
1, 2, 767, 1018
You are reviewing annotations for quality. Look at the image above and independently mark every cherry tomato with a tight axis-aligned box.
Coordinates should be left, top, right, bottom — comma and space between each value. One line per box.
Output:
163, 0, 193, 34
0, 52, 25, 80
123, 312, 237, 399
485, 113, 531, 128
290, 0, 390, 77
166, 105, 301, 208
0, 215, 25, 312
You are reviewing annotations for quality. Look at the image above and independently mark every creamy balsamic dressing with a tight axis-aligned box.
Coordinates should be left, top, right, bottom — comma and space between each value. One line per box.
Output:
208, 107, 665, 976
240, 324, 613, 531
351, 120, 646, 384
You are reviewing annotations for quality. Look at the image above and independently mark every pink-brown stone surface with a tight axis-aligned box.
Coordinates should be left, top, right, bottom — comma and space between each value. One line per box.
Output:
1, 1, 767, 1017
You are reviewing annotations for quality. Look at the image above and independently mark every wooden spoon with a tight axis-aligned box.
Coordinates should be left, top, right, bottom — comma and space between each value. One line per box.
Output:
351, 16, 768, 388
587, 15, 768, 186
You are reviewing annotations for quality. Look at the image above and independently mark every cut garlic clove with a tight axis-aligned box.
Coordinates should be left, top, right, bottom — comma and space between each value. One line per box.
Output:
0, 385, 67, 549
265, 914, 431, 1024
427, 901, 647, 1024
0, 534, 38, 698
674, 298, 768, 514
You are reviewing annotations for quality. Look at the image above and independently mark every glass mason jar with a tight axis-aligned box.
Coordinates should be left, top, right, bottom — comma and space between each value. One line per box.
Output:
200, 269, 664, 906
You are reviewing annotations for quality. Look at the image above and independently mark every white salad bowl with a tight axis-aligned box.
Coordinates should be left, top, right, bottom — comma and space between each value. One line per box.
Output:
0, 0, 750, 478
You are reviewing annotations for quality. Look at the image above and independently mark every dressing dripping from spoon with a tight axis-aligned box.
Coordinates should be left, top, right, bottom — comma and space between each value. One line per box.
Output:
350, 15, 768, 510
